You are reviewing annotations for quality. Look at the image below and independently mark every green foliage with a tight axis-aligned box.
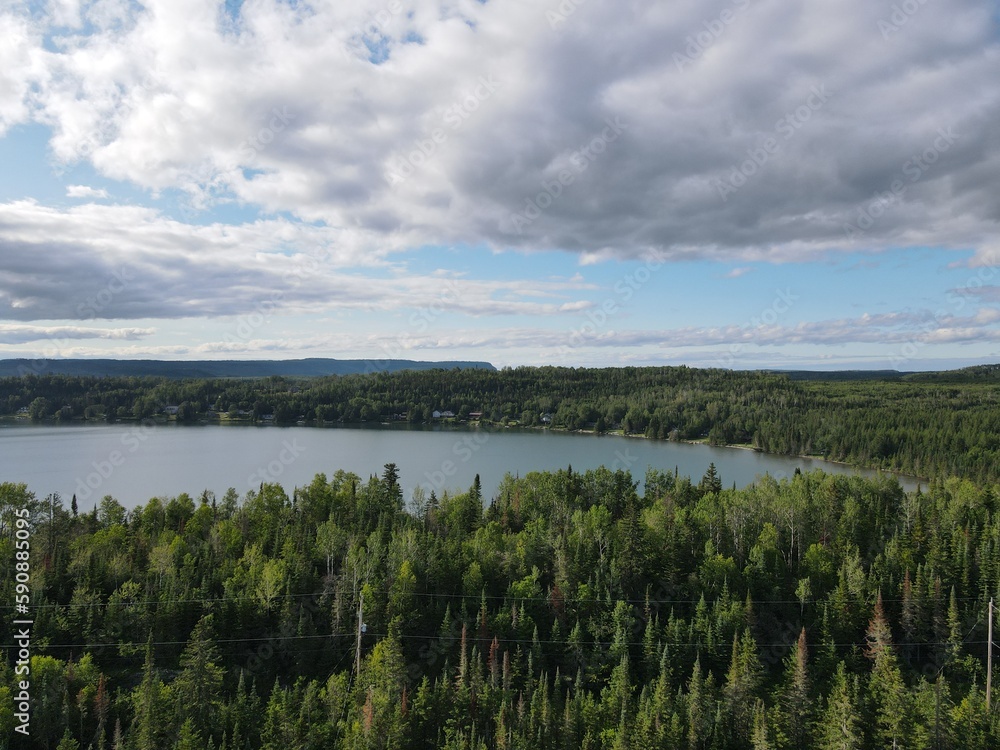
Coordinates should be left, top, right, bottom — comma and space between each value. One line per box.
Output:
2, 459, 1000, 748
4, 364, 1000, 482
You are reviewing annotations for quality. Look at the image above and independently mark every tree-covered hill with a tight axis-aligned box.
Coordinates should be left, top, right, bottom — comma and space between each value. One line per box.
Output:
3, 364, 999, 484
0, 358, 495, 379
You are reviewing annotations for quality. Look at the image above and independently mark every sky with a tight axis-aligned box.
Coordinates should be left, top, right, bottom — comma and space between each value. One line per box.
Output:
0, 0, 999, 371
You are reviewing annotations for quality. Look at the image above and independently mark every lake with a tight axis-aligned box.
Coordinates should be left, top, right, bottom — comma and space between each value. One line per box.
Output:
0, 422, 919, 509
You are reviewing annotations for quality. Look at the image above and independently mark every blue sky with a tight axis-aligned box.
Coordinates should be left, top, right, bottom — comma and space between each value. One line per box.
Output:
1, 0, 999, 371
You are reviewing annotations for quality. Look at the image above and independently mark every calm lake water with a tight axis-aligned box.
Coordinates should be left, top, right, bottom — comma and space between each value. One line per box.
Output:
0, 422, 919, 509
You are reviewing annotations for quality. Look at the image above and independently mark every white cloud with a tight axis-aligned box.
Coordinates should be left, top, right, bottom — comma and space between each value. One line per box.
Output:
0, 8, 46, 136
8, 0, 993, 265
290, 309, 1000, 352
0, 323, 155, 345
66, 185, 109, 199
49, 0, 83, 29
1, 0, 999, 370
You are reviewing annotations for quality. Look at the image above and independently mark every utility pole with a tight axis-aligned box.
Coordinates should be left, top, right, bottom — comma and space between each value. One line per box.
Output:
988, 597, 994, 712
355, 590, 364, 676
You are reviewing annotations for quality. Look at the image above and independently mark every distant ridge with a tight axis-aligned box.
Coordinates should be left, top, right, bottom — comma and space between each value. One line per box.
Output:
775, 364, 1000, 382
0, 358, 496, 378
776, 369, 906, 381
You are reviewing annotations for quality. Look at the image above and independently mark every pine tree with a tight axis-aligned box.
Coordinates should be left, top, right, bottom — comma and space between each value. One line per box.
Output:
56, 729, 80, 750
174, 614, 225, 738
723, 629, 763, 745
750, 699, 774, 750
131, 641, 171, 750
779, 628, 812, 749
686, 657, 714, 750
226, 670, 261, 750
174, 719, 203, 750
699, 463, 723, 495
816, 662, 863, 750
945, 586, 962, 666
865, 592, 912, 749
900, 569, 919, 643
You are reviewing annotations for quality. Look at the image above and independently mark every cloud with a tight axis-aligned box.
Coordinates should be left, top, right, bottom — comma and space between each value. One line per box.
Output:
66, 185, 109, 199
0, 323, 155, 345
0, 200, 597, 321
724, 267, 754, 279
960, 285, 1000, 303
9, 305, 998, 363
0, 8, 46, 136
291, 308, 1000, 353
3, 0, 992, 267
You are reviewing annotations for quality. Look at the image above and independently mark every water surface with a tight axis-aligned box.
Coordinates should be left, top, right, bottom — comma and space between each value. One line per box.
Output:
0, 422, 918, 509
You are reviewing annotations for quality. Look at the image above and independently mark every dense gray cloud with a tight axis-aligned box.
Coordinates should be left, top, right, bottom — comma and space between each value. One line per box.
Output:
0, 201, 595, 321
1, 0, 995, 267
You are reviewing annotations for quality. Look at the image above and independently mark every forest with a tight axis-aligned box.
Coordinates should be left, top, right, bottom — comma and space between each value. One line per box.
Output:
1, 461, 1000, 749
2, 363, 999, 483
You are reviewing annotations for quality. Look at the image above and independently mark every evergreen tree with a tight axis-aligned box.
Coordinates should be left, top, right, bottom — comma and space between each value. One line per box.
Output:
865, 592, 912, 749
174, 615, 226, 739
779, 628, 812, 749
130, 641, 173, 750
723, 629, 764, 745
816, 662, 863, 750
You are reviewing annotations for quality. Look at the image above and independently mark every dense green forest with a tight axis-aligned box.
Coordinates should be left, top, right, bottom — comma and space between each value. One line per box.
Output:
2, 464, 999, 749
3, 364, 999, 483
0, 359, 494, 379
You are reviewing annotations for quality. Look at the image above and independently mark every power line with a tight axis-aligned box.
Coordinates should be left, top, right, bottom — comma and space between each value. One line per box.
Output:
0, 588, 987, 611
1, 631, 989, 652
